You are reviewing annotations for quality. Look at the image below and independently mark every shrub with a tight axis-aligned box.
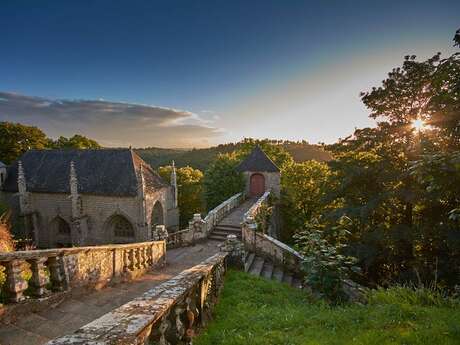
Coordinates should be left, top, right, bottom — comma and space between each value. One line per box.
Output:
295, 217, 359, 304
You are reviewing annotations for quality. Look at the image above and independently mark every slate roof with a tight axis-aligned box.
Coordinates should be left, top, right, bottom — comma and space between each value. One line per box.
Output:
236, 146, 280, 172
1, 149, 168, 196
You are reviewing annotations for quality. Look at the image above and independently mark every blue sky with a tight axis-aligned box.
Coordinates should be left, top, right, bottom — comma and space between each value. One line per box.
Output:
0, 1, 458, 147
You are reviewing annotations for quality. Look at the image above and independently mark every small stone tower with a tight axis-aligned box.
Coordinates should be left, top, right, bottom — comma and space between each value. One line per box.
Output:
236, 146, 280, 198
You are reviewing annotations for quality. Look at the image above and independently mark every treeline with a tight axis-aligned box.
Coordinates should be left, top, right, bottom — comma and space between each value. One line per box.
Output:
136, 139, 331, 171
0, 122, 101, 164
280, 30, 460, 298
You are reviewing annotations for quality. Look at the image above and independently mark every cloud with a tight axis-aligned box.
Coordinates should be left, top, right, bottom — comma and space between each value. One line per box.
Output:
0, 92, 222, 148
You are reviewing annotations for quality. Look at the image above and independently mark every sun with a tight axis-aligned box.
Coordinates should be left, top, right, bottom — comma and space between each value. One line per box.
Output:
411, 119, 426, 131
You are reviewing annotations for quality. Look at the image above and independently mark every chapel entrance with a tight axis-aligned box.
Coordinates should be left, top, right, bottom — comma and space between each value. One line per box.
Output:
249, 173, 265, 197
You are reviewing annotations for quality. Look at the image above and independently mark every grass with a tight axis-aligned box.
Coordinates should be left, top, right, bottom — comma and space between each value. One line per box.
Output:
195, 270, 460, 345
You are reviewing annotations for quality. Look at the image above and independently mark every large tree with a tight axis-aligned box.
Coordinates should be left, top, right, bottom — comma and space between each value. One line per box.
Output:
158, 165, 204, 227
0, 122, 50, 164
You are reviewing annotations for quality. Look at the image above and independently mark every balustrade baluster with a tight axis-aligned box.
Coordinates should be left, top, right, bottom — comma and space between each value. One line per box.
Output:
48, 255, 69, 291
3, 260, 28, 303
28, 257, 49, 297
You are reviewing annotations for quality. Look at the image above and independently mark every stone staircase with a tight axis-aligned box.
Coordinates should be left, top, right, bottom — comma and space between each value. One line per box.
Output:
208, 199, 255, 241
208, 224, 242, 241
244, 252, 303, 289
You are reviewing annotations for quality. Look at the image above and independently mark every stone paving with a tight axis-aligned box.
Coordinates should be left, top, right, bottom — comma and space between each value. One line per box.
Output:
0, 241, 222, 345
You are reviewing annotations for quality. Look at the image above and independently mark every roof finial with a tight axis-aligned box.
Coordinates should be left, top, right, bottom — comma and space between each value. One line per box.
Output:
69, 161, 81, 219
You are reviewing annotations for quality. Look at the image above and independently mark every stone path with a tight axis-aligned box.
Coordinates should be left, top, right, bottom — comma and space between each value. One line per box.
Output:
208, 199, 255, 241
0, 241, 221, 345
0, 199, 256, 345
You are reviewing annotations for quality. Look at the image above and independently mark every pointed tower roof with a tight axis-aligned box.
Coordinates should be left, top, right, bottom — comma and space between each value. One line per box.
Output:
236, 146, 280, 172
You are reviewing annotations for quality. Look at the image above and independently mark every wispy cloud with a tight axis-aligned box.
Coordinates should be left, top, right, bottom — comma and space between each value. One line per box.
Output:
0, 92, 222, 148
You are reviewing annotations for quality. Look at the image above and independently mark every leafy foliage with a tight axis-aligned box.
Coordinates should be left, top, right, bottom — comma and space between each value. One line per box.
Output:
203, 153, 245, 210
0, 121, 101, 164
51, 134, 101, 149
280, 160, 331, 242
292, 32, 460, 289
158, 165, 204, 227
0, 122, 50, 164
295, 217, 359, 303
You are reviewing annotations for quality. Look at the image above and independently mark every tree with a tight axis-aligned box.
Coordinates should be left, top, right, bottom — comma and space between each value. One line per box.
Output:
236, 138, 294, 169
158, 165, 204, 227
280, 160, 331, 242
52, 134, 101, 149
0, 122, 50, 164
203, 153, 245, 210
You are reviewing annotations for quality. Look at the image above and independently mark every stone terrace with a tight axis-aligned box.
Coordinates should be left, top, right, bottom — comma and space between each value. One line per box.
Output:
0, 241, 221, 345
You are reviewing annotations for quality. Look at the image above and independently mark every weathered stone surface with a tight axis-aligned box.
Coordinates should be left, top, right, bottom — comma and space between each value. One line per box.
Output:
46, 252, 228, 345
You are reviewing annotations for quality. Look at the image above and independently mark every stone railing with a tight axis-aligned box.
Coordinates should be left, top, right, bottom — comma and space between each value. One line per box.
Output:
47, 252, 229, 345
244, 191, 270, 222
167, 192, 244, 248
0, 241, 165, 304
242, 191, 303, 275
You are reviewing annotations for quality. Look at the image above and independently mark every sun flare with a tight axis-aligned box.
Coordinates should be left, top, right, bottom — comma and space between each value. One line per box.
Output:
411, 119, 426, 131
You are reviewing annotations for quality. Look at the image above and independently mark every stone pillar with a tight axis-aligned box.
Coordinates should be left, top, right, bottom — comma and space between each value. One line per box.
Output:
171, 160, 178, 209
3, 260, 28, 303
220, 234, 244, 269
48, 255, 70, 291
137, 165, 149, 240
155, 225, 168, 241
28, 257, 50, 297
189, 213, 205, 242
17, 161, 29, 215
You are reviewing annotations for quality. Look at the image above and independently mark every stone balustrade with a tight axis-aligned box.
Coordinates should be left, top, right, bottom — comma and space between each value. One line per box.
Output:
243, 191, 270, 222
166, 192, 244, 248
0, 241, 166, 304
242, 191, 303, 275
47, 252, 228, 345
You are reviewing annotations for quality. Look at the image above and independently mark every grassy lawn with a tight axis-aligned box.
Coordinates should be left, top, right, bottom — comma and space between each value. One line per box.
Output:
195, 270, 460, 345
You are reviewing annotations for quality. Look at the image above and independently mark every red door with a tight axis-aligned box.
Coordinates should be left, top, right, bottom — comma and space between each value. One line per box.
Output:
250, 173, 265, 197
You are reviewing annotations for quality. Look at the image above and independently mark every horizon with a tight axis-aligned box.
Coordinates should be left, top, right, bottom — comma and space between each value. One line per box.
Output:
0, 1, 458, 148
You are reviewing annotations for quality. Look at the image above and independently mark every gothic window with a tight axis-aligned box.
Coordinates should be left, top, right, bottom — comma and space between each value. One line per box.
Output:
57, 217, 71, 235
151, 201, 164, 228
112, 215, 134, 238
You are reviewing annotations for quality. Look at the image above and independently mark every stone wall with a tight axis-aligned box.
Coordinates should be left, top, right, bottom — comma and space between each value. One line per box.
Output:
1, 186, 176, 248
242, 171, 280, 197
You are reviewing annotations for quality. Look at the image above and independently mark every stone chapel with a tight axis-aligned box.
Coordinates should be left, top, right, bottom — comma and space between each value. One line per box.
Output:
0, 148, 179, 248
236, 146, 280, 197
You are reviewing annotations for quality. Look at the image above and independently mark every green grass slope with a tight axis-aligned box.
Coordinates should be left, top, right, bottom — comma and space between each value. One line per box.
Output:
195, 270, 460, 345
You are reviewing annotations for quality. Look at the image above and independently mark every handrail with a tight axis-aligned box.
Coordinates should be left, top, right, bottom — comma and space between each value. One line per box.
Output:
167, 192, 244, 248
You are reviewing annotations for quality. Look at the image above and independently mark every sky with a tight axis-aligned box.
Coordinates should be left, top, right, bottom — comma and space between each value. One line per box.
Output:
0, 0, 459, 148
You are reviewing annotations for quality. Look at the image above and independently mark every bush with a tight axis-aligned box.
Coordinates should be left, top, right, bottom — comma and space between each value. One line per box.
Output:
295, 217, 359, 304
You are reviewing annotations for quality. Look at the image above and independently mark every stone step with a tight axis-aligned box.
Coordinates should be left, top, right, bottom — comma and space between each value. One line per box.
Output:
272, 266, 284, 283
249, 256, 265, 277
211, 230, 241, 238
214, 225, 241, 232
213, 227, 241, 233
245, 253, 255, 272
208, 234, 227, 241
261, 261, 274, 280
216, 224, 241, 230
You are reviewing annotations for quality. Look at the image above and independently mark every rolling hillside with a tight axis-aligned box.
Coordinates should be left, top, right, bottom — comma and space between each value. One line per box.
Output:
136, 141, 332, 171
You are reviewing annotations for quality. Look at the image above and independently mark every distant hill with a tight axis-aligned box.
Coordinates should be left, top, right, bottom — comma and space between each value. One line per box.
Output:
136, 141, 332, 171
